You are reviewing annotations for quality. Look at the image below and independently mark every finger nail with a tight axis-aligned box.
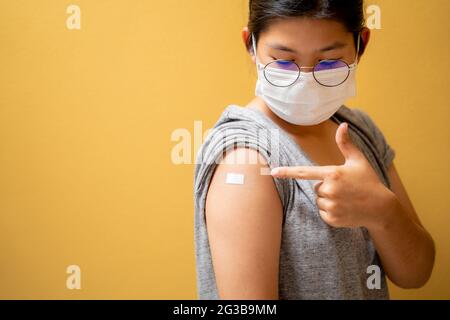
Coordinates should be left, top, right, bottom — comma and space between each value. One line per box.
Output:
271, 168, 280, 176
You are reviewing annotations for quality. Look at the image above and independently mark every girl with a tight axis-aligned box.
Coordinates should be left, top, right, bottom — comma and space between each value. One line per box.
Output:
193, 0, 435, 299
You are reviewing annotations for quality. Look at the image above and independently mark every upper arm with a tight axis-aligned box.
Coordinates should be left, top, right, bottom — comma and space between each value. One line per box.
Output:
387, 162, 424, 228
205, 147, 283, 299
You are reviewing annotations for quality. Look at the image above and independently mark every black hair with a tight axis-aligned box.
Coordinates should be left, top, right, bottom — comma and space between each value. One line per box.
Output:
247, 0, 366, 54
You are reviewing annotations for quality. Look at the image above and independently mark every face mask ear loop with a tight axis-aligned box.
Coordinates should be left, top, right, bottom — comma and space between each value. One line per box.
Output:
354, 33, 361, 66
251, 33, 259, 68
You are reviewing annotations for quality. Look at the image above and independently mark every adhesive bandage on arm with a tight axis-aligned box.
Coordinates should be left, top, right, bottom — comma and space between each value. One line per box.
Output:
225, 173, 245, 185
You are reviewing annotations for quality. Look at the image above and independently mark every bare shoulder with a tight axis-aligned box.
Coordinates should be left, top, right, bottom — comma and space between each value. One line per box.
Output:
205, 146, 283, 299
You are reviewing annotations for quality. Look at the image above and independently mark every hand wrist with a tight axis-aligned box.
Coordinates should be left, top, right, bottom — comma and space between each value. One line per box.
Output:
366, 186, 402, 232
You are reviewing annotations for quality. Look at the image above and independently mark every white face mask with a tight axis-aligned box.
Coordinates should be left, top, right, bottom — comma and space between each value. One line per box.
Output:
252, 33, 360, 126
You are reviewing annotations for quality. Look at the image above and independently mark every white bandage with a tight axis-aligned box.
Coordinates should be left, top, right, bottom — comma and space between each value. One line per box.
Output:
225, 173, 245, 185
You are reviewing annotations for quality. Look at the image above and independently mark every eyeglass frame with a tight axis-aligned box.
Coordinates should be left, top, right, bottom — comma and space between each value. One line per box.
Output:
251, 32, 361, 88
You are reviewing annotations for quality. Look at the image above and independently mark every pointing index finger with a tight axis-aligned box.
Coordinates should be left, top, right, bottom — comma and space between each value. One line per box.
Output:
270, 165, 335, 180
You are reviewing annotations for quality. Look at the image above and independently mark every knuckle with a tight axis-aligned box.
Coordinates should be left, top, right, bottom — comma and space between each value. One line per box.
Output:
328, 168, 341, 180
327, 201, 338, 213
315, 196, 322, 207
314, 181, 322, 192
321, 211, 338, 226
319, 210, 329, 220
323, 185, 337, 198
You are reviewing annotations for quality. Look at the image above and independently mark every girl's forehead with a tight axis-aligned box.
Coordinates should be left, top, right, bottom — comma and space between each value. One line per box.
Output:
259, 22, 354, 53
262, 18, 351, 39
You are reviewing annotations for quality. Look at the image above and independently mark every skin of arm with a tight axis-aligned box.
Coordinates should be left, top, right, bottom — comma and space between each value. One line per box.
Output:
205, 147, 283, 299
367, 162, 436, 289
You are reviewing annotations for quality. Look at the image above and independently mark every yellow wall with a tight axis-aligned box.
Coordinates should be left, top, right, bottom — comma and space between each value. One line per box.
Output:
0, 0, 448, 299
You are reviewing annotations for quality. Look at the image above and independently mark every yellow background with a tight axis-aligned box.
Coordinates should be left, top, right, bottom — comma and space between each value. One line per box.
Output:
0, 0, 449, 299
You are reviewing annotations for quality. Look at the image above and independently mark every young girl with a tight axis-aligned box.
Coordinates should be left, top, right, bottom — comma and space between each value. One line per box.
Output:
194, 0, 435, 300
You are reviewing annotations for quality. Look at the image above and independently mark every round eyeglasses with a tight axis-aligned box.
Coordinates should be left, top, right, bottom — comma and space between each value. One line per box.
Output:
261, 59, 353, 88
251, 33, 361, 88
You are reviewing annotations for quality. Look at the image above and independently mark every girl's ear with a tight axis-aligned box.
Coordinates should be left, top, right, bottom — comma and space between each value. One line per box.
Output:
242, 26, 255, 61
358, 27, 371, 58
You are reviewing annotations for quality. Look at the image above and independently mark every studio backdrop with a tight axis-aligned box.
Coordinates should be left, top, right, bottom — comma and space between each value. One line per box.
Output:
0, 0, 449, 299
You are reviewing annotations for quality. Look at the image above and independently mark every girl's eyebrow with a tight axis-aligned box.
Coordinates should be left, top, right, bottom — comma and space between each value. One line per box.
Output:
266, 41, 348, 53
266, 43, 298, 53
319, 41, 348, 52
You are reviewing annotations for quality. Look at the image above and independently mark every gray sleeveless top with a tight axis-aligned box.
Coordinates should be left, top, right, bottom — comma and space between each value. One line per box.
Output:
193, 104, 396, 300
